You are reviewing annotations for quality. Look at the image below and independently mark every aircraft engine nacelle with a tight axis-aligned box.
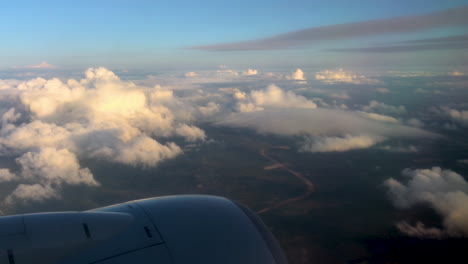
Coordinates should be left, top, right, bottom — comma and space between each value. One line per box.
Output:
0, 195, 288, 264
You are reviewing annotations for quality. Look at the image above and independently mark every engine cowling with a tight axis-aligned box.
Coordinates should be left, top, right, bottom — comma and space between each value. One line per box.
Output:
0, 195, 288, 264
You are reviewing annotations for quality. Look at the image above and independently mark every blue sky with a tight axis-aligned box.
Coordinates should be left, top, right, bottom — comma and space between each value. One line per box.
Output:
1, 0, 467, 69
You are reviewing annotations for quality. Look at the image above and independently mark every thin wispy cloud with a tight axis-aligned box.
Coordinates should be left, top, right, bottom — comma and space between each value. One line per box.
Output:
397, 34, 468, 44
191, 6, 468, 51
327, 36, 468, 53
23, 61, 57, 69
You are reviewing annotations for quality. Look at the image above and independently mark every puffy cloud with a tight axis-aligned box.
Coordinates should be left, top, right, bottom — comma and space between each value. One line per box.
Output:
0, 169, 16, 182
300, 135, 383, 152
185, 72, 198, 77
315, 69, 354, 83
16, 148, 97, 186
0, 120, 73, 153
315, 69, 378, 84
198, 102, 220, 117
3, 148, 98, 204
286, 68, 305, 81
0, 79, 21, 90
236, 84, 317, 112
84, 67, 119, 81
6, 184, 59, 204
113, 137, 182, 167
2, 67, 203, 156
384, 167, 468, 237
175, 124, 206, 142
0, 68, 210, 205
1, 108, 21, 127
232, 90, 247, 100
242, 69, 258, 76
363, 100, 407, 115
17, 77, 84, 118
443, 108, 468, 126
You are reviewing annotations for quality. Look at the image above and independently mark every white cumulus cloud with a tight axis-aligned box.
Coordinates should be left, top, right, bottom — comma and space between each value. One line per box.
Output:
384, 167, 468, 238
236, 84, 317, 112
286, 68, 305, 81
113, 137, 182, 167
242, 69, 258, 76
175, 124, 206, 142
0, 67, 209, 204
444, 108, 468, 126
6, 184, 59, 204
3, 148, 99, 204
0, 169, 16, 182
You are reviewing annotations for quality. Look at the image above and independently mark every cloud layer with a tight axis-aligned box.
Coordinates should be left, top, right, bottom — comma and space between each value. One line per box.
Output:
218, 108, 435, 152
0, 67, 443, 206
